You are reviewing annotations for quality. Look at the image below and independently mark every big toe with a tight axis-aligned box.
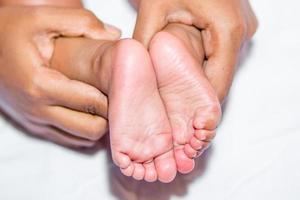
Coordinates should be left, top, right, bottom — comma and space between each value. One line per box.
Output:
154, 151, 177, 183
174, 146, 195, 174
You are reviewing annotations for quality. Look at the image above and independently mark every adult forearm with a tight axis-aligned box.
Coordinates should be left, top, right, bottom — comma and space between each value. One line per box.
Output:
0, 0, 83, 8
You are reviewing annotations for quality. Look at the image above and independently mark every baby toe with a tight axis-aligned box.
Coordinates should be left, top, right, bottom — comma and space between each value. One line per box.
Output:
113, 152, 131, 169
184, 143, 198, 158
189, 136, 204, 150
195, 129, 216, 142
120, 163, 134, 177
143, 161, 158, 182
132, 163, 145, 180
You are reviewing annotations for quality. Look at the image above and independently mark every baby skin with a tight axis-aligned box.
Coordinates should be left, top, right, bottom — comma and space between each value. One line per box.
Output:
150, 24, 222, 173
51, 23, 221, 182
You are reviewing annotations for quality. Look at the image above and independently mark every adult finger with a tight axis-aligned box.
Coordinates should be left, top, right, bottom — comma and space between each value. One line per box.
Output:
244, 0, 259, 39
27, 122, 96, 148
45, 106, 108, 141
133, 2, 167, 47
35, 67, 108, 118
34, 6, 121, 40
202, 24, 245, 103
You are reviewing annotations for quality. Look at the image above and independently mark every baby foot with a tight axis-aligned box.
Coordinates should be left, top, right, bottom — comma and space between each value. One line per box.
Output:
150, 24, 222, 174
108, 39, 177, 182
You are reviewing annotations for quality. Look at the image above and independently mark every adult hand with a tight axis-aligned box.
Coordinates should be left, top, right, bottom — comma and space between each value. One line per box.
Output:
0, 6, 119, 147
132, 0, 258, 102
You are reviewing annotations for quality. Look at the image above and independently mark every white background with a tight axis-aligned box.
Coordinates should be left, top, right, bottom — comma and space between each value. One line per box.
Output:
1, 0, 300, 199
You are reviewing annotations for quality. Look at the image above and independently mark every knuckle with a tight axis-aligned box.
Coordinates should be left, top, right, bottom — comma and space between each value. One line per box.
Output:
228, 20, 246, 40
84, 89, 107, 116
83, 104, 98, 116
218, 17, 246, 43
93, 93, 107, 113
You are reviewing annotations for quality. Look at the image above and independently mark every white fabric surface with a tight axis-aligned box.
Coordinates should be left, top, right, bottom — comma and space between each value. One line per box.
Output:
1, 0, 300, 199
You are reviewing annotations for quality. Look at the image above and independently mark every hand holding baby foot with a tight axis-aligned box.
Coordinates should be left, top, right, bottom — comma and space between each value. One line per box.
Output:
52, 37, 177, 183
52, 23, 221, 180
0, 0, 257, 184
0, 6, 120, 148
132, 0, 258, 102
47, 0, 248, 181
49, 8, 222, 179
